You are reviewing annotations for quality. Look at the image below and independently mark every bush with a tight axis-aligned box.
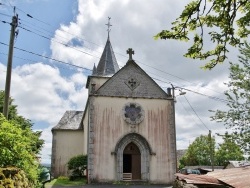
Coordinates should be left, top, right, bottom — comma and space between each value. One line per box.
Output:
0, 167, 31, 188
67, 155, 87, 180
0, 114, 40, 186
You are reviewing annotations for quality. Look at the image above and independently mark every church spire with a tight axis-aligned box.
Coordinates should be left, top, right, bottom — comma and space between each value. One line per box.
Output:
95, 17, 119, 76
92, 64, 97, 75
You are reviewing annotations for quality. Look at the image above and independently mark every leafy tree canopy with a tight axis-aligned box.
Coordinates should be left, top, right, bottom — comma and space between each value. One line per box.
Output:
180, 134, 244, 168
180, 135, 215, 168
0, 90, 44, 154
215, 134, 244, 166
0, 113, 39, 186
211, 42, 250, 154
0, 91, 45, 186
155, 0, 250, 69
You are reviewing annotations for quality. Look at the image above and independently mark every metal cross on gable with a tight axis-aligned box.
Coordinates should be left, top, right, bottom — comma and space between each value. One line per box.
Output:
127, 48, 134, 60
106, 17, 112, 38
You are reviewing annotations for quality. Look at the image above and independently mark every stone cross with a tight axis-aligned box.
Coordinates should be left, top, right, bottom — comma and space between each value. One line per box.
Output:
127, 48, 134, 60
128, 78, 137, 88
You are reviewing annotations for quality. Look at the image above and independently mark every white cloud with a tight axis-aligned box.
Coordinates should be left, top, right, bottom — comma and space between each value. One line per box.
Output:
0, 62, 88, 164
0, 0, 238, 163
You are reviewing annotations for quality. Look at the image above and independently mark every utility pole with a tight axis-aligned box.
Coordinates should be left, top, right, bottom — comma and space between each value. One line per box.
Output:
208, 130, 214, 171
3, 13, 18, 119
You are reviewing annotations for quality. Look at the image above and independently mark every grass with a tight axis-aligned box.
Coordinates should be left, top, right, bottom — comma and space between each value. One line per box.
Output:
45, 176, 86, 187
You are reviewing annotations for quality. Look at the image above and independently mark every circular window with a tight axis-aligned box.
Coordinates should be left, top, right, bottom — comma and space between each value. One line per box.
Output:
122, 103, 144, 125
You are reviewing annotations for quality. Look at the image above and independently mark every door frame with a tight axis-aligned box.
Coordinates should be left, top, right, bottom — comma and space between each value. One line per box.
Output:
113, 133, 153, 181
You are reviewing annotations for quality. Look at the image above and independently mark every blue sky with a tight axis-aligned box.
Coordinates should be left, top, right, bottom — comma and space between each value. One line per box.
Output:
1, 1, 77, 75
0, 0, 237, 164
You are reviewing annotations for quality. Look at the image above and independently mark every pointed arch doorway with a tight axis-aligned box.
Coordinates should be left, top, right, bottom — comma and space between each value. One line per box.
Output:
123, 142, 141, 180
114, 133, 153, 181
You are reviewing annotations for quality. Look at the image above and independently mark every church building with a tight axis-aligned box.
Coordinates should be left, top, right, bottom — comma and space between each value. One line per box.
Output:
51, 25, 177, 184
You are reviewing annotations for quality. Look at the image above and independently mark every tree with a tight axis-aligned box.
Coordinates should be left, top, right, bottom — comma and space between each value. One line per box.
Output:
0, 113, 40, 186
179, 134, 245, 169
0, 91, 44, 187
155, 0, 250, 69
0, 90, 44, 154
179, 135, 215, 168
211, 43, 250, 155
215, 135, 244, 166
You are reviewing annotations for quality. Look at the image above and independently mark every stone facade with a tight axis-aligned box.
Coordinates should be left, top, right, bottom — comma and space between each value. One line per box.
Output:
51, 37, 177, 184
85, 60, 176, 184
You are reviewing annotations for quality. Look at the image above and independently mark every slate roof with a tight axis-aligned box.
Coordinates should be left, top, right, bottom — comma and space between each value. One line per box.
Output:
176, 166, 250, 187
52, 111, 84, 130
95, 37, 119, 76
95, 59, 171, 99
226, 160, 250, 168
207, 165, 250, 188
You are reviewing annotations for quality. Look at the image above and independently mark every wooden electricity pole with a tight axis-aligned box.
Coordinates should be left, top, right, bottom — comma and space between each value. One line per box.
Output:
3, 15, 18, 119
208, 130, 214, 171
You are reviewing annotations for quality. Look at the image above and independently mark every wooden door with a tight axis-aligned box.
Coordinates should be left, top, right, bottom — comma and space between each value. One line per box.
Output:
123, 142, 141, 180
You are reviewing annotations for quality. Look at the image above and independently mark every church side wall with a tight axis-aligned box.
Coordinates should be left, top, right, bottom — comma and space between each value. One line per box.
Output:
83, 107, 89, 154
51, 130, 85, 177
89, 96, 176, 184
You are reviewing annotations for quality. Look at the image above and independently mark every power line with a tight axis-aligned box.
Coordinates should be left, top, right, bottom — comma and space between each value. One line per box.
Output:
12, 6, 224, 96
2, 4, 227, 100
177, 98, 208, 132
0, 12, 12, 17
181, 87, 228, 103
0, 51, 85, 72
0, 42, 92, 71
0, 36, 227, 106
0, 19, 11, 24
16, 21, 221, 94
15, 7, 51, 26
14, 8, 221, 92
183, 95, 210, 131
1, 44, 229, 105
151, 78, 228, 104
18, 25, 101, 59
17, 24, 127, 70
17, 22, 104, 59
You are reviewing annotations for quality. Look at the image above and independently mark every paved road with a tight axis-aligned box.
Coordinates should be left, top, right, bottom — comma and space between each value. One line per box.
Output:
46, 184, 172, 188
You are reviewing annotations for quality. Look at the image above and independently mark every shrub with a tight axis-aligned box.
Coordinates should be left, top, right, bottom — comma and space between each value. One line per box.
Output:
67, 155, 87, 180
0, 167, 31, 188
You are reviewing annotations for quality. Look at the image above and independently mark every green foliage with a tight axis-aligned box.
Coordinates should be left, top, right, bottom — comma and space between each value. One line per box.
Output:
0, 91, 44, 154
211, 42, 250, 154
46, 177, 86, 186
67, 155, 87, 179
0, 114, 39, 186
0, 91, 44, 187
179, 134, 245, 168
179, 135, 215, 167
215, 134, 244, 166
0, 167, 31, 188
155, 0, 250, 69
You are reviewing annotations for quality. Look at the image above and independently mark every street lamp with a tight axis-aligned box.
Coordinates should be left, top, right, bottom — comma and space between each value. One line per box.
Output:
174, 90, 186, 102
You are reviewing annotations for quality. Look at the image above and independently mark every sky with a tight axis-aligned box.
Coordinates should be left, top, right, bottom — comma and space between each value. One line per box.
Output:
0, 0, 239, 164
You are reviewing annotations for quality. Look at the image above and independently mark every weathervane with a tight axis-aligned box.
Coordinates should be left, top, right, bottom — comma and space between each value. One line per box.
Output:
106, 17, 112, 39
